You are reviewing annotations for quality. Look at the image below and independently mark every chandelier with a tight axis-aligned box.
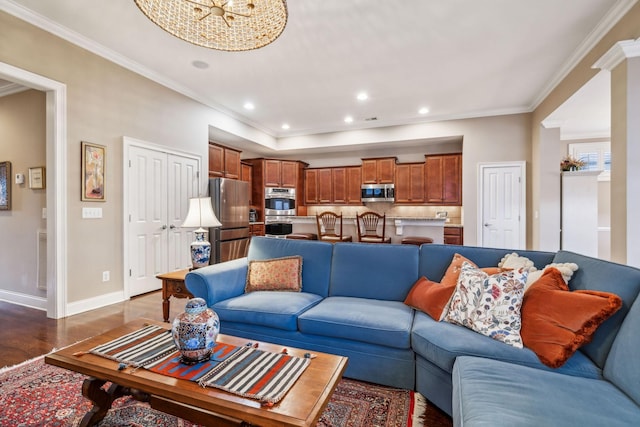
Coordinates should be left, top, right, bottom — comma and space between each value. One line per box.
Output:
133, 0, 288, 51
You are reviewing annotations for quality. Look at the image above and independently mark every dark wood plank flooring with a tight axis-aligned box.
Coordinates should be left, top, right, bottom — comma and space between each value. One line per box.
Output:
0, 291, 188, 369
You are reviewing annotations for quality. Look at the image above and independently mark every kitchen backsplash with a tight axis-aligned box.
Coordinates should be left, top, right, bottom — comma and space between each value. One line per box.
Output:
306, 205, 462, 224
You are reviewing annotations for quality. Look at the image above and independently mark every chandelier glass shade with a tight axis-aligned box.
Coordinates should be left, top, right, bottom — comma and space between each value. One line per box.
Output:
133, 0, 288, 51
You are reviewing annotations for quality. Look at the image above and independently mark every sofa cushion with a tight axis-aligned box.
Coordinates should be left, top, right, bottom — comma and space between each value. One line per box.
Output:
245, 256, 302, 293
604, 294, 640, 406
522, 267, 622, 368
453, 356, 640, 427
411, 311, 602, 379
444, 262, 527, 348
212, 291, 323, 331
329, 243, 419, 301
247, 236, 334, 297
298, 296, 414, 349
552, 251, 640, 368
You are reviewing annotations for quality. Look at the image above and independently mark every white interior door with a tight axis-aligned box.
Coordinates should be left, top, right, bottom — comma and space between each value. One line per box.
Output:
127, 143, 200, 297
478, 162, 526, 249
167, 154, 199, 271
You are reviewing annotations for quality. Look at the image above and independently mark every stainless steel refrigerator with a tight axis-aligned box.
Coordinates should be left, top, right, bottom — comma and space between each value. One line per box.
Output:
209, 178, 250, 264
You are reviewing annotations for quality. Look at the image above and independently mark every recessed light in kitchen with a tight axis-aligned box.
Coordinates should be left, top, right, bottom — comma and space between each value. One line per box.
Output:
281, 123, 290, 130
357, 92, 368, 101
244, 102, 255, 110
344, 116, 354, 124
191, 60, 209, 69
418, 107, 429, 115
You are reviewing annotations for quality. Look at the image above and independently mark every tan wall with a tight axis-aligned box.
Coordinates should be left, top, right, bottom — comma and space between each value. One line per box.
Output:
1, 12, 214, 304
0, 89, 47, 297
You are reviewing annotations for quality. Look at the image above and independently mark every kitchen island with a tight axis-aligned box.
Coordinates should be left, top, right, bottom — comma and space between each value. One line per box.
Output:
289, 216, 448, 244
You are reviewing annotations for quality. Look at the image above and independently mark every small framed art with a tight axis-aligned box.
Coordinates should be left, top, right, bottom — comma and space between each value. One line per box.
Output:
81, 141, 106, 202
0, 161, 11, 210
29, 166, 46, 189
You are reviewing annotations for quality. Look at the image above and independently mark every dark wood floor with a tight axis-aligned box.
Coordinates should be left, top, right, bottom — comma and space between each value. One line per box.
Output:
0, 291, 188, 369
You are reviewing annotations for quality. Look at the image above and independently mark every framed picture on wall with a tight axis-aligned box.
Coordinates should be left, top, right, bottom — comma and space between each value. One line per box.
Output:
29, 166, 46, 189
0, 161, 11, 210
81, 141, 106, 202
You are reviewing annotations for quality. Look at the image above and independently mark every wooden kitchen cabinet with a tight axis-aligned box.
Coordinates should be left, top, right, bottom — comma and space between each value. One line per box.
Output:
264, 159, 297, 188
395, 163, 425, 203
208, 143, 241, 179
318, 168, 333, 203
250, 223, 265, 237
444, 226, 463, 245
346, 166, 362, 204
240, 162, 253, 205
362, 157, 396, 184
304, 166, 362, 205
425, 154, 462, 205
304, 169, 319, 204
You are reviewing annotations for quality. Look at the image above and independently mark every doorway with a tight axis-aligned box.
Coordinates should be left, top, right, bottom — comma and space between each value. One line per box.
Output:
0, 62, 66, 319
124, 138, 200, 297
477, 162, 526, 249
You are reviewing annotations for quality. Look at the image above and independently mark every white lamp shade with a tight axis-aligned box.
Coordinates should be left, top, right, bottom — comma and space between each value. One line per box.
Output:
182, 197, 222, 229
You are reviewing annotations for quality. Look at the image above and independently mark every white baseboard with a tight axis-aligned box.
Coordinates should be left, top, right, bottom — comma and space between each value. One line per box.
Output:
0, 289, 47, 311
66, 290, 128, 317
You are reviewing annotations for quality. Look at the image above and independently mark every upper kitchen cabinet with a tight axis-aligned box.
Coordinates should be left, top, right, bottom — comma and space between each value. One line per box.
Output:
208, 142, 241, 179
425, 153, 462, 205
304, 166, 362, 205
240, 161, 253, 205
264, 159, 298, 188
362, 157, 396, 184
395, 162, 425, 204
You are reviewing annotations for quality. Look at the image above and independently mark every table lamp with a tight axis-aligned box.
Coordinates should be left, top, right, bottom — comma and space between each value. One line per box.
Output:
182, 197, 222, 269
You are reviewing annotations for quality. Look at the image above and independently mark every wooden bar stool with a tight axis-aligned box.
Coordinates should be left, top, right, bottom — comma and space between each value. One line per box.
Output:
286, 233, 318, 240
401, 236, 434, 246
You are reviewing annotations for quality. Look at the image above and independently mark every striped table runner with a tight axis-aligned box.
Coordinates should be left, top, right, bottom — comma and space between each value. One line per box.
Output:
89, 324, 310, 403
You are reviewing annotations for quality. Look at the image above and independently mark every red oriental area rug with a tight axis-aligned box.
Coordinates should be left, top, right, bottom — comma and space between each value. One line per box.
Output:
0, 356, 453, 427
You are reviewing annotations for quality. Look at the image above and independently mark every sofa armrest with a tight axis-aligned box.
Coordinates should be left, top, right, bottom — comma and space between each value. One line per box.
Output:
185, 257, 248, 307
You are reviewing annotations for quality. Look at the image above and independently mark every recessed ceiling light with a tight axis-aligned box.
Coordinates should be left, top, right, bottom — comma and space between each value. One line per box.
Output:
191, 60, 209, 69
418, 107, 429, 115
244, 102, 255, 110
357, 92, 368, 101
281, 123, 290, 130
344, 116, 354, 124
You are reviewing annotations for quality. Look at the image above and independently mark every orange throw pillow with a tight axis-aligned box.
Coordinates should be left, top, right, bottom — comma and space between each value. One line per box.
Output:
404, 277, 456, 320
441, 254, 478, 286
521, 267, 622, 368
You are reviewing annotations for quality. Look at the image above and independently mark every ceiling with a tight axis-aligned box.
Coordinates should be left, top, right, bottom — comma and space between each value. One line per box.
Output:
2, 0, 633, 148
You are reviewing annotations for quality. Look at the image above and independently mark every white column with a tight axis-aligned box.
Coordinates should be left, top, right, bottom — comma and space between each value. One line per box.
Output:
593, 39, 640, 267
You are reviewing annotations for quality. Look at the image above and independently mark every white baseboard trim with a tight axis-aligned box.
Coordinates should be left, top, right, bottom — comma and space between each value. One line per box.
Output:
66, 291, 127, 317
0, 290, 47, 311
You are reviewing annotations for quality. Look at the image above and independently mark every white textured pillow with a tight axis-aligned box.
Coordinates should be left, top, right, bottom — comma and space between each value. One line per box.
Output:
498, 252, 537, 272
524, 262, 579, 293
445, 262, 528, 348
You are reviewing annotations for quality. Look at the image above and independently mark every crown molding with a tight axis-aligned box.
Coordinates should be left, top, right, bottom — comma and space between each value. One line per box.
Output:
530, 0, 639, 110
593, 38, 640, 70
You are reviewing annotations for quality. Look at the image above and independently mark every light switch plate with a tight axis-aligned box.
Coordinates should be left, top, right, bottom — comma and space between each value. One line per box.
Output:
82, 207, 103, 219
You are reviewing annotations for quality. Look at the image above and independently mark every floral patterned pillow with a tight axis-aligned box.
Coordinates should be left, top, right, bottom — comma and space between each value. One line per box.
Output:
245, 256, 303, 293
444, 262, 528, 348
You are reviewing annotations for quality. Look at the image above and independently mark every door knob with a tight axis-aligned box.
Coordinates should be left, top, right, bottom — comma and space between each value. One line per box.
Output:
169, 224, 176, 229
161, 225, 168, 230
484, 223, 491, 227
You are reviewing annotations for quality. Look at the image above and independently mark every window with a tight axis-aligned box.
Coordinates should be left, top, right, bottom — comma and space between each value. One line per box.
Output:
568, 141, 611, 181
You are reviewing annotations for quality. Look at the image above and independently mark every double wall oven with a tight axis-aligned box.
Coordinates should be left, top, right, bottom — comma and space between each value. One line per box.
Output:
264, 187, 296, 238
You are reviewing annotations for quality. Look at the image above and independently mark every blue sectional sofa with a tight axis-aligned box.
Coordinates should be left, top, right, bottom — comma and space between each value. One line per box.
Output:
185, 236, 640, 426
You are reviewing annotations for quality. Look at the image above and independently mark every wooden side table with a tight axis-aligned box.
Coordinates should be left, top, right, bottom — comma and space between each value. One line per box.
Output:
156, 269, 193, 322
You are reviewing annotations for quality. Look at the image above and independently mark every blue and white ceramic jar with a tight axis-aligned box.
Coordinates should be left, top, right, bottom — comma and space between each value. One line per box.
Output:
171, 297, 220, 365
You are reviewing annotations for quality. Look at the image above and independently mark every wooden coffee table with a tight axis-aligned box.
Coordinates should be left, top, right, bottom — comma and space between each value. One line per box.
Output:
45, 319, 348, 427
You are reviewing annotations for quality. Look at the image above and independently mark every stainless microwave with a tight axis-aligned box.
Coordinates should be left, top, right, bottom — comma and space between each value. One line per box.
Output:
361, 184, 395, 203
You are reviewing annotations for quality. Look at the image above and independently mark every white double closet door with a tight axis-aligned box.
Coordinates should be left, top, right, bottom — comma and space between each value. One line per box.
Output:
126, 140, 200, 297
